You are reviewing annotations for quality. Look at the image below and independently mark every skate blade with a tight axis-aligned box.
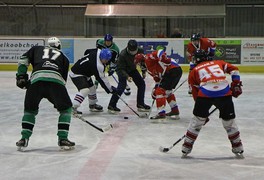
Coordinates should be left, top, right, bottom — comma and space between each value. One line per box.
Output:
17, 146, 27, 152
90, 109, 103, 112
150, 118, 167, 123
168, 115, 180, 120
234, 153, 245, 159
181, 153, 191, 159
108, 110, 120, 114
138, 108, 150, 112
59, 146, 75, 151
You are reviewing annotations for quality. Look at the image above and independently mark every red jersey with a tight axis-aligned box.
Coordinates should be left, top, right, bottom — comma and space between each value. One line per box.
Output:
145, 51, 180, 83
189, 60, 240, 100
186, 38, 216, 61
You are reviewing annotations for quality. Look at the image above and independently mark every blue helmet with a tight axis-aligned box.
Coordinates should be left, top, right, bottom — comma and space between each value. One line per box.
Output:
104, 34, 113, 41
99, 48, 112, 61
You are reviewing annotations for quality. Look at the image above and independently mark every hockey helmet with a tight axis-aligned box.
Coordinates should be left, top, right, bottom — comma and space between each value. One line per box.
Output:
157, 49, 166, 60
190, 33, 201, 41
99, 48, 112, 61
193, 49, 208, 64
104, 34, 113, 42
127, 39, 138, 55
48, 37, 61, 50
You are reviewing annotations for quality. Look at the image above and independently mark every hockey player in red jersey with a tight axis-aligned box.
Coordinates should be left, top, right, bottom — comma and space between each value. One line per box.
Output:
186, 33, 217, 62
134, 49, 182, 120
181, 49, 244, 158
186, 33, 217, 94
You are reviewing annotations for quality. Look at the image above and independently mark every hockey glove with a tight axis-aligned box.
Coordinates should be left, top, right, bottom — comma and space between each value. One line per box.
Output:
108, 63, 117, 76
230, 81, 242, 98
16, 74, 30, 89
160, 56, 171, 66
151, 84, 159, 100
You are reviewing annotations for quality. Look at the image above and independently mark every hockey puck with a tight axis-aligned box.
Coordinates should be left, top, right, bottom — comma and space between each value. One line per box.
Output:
124, 116, 128, 119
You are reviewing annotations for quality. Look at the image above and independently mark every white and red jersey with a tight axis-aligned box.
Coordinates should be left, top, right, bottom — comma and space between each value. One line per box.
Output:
145, 50, 180, 83
186, 38, 216, 61
189, 60, 240, 100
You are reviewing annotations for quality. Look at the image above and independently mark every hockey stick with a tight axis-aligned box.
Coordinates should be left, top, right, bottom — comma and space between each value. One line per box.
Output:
171, 78, 188, 94
112, 75, 131, 96
147, 78, 188, 119
74, 114, 113, 133
111, 74, 119, 84
117, 94, 148, 118
147, 99, 155, 119
159, 107, 218, 153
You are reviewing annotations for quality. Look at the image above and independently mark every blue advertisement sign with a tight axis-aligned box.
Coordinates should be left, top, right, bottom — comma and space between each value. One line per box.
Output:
61, 39, 74, 63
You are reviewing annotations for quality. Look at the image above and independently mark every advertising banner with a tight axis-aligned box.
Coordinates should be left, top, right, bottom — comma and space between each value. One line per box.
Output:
213, 40, 241, 64
184, 39, 241, 64
0, 39, 45, 63
241, 40, 264, 65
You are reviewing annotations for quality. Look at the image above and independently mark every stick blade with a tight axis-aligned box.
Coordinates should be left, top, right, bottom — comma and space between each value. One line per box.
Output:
159, 146, 170, 153
102, 124, 114, 132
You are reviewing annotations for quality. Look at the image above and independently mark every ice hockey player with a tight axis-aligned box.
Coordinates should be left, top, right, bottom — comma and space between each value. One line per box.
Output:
70, 48, 117, 114
186, 33, 217, 94
108, 39, 150, 113
16, 37, 75, 151
134, 48, 182, 120
96, 34, 131, 96
181, 49, 244, 158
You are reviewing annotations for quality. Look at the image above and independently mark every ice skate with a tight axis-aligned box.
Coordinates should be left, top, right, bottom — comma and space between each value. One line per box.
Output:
150, 114, 166, 120
181, 145, 192, 158
72, 107, 82, 115
58, 139, 75, 150
232, 149, 244, 159
89, 104, 103, 112
137, 104, 151, 112
124, 85, 131, 96
16, 138, 29, 151
181, 151, 190, 158
108, 105, 121, 114
166, 111, 180, 120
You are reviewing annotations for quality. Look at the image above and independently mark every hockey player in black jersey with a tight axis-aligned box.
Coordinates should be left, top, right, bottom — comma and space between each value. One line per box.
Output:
70, 48, 117, 114
16, 37, 75, 151
108, 39, 150, 113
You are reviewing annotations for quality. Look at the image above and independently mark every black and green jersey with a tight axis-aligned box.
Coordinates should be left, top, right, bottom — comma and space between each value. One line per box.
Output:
17, 46, 70, 86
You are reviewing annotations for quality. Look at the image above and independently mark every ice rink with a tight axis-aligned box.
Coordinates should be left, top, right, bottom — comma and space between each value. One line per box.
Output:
0, 71, 264, 180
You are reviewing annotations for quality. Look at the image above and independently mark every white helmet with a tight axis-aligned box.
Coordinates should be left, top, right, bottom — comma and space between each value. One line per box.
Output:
47, 37, 61, 49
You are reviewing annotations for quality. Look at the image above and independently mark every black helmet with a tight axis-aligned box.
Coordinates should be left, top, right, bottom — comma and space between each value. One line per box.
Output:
127, 39, 138, 55
190, 33, 201, 41
193, 49, 208, 64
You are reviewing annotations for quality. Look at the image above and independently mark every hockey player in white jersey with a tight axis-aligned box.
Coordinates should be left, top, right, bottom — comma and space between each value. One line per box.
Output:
70, 48, 117, 114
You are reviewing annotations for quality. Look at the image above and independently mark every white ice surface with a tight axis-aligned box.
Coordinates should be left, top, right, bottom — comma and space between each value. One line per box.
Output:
0, 71, 264, 180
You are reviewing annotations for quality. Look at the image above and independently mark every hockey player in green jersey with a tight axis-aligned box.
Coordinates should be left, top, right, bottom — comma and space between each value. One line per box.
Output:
16, 37, 75, 151
96, 34, 131, 96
